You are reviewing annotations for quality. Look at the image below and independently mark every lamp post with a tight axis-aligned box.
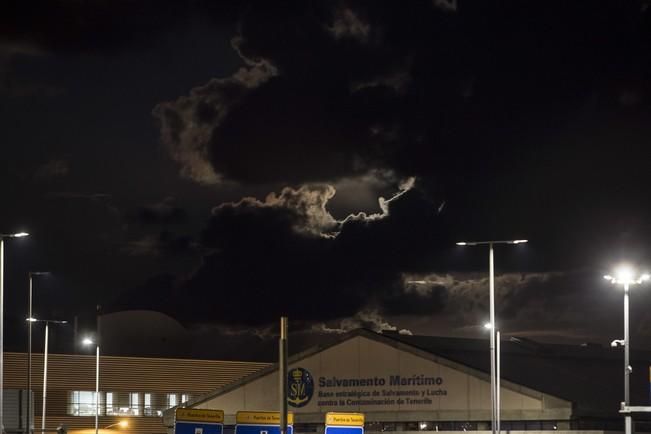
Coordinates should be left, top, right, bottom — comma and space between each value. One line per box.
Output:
457, 239, 527, 434
26, 271, 48, 434
604, 266, 650, 434
25, 319, 67, 434
484, 323, 501, 434
0, 231, 29, 434
279, 317, 288, 434
495, 330, 502, 434
82, 337, 100, 434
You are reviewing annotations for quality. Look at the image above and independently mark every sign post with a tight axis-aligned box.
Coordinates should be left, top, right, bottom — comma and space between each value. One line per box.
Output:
175, 408, 224, 434
325, 412, 365, 434
235, 411, 294, 434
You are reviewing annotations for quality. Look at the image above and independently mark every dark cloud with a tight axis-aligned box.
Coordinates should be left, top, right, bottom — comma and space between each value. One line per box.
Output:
115, 179, 451, 325
153, 0, 462, 185
151, 0, 651, 258
136, 197, 188, 226
124, 231, 193, 257
153, 59, 277, 184
311, 310, 414, 335
328, 7, 371, 43
397, 269, 644, 347
380, 283, 449, 317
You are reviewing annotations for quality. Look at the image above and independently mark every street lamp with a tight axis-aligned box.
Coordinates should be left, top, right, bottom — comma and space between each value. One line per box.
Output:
604, 265, 650, 434
26, 271, 49, 433
0, 231, 29, 433
82, 337, 100, 434
25, 318, 67, 434
456, 239, 527, 434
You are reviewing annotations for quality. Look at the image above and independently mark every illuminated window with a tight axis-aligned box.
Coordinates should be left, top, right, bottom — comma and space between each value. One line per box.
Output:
166, 393, 178, 408
106, 392, 116, 415
144, 393, 152, 416
68, 391, 101, 416
129, 392, 140, 416
181, 394, 189, 404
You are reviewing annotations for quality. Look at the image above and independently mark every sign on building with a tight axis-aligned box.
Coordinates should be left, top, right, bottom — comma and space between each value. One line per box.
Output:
325, 412, 364, 434
175, 408, 224, 434
235, 411, 294, 434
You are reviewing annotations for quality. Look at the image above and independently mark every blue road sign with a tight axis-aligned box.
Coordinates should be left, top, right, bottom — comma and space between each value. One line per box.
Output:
325, 426, 364, 434
235, 425, 293, 434
176, 421, 224, 434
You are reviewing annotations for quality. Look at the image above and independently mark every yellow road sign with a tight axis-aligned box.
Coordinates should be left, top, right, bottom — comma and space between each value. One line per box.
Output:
176, 408, 225, 423
236, 411, 294, 425
326, 413, 365, 427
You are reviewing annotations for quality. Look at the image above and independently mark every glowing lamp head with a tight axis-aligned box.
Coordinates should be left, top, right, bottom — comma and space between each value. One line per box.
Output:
13, 232, 29, 238
604, 265, 651, 285
616, 266, 635, 284
484, 322, 493, 330
26, 317, 38, 322
82, 337, 94, 346
119, 420, 128, 428
456, 242, 467, 246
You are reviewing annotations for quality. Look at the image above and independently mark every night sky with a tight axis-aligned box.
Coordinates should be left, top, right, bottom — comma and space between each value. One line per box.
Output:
2, 0, 651, 360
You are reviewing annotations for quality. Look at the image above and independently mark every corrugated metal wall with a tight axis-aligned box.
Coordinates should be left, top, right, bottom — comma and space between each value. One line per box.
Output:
5, 352, 268, 434
3, 389, 30, 431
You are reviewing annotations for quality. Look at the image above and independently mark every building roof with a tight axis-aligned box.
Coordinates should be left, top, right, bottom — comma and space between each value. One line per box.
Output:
385, 331, 651, 418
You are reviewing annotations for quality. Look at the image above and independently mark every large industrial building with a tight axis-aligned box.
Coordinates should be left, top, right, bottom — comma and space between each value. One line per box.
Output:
4, 352, 268, 433
165, 329, 651, 434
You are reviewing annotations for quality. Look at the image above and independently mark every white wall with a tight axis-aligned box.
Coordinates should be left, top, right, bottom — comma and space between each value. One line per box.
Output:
194, 335, 571, 423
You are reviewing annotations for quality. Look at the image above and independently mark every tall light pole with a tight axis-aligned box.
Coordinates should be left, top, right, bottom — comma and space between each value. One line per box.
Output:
26, 271, 48, 434
26, 319, 67, 434
496, 329, 501, 434
604, 266, 650, 434
457, 239, 527, 434
279, 317, 288, 434
484, 323, 502, 434
82, 336, 100, 434
0, 231, 29, 434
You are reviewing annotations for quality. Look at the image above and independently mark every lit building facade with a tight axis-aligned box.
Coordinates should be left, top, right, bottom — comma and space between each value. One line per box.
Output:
165, 329, 651, 434
5, 352, 268, 433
